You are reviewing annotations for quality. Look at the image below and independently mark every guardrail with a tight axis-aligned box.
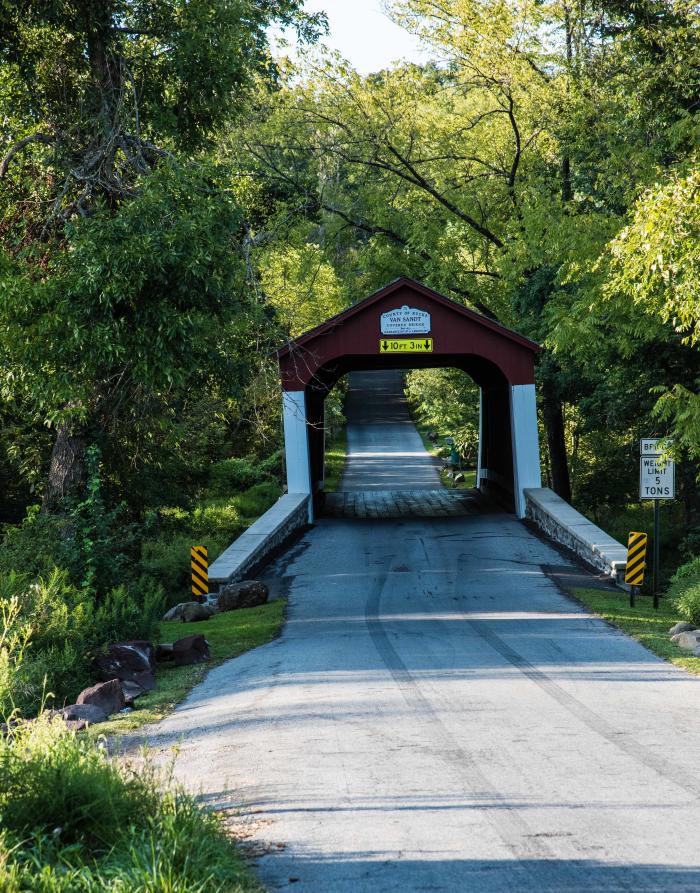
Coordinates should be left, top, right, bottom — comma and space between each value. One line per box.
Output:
524, 487, 628, 585
207, 493, 310, 591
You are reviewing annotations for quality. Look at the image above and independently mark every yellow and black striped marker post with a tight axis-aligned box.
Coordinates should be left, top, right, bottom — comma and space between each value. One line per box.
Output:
625, 531, 647, 606
191, 546, 208, 601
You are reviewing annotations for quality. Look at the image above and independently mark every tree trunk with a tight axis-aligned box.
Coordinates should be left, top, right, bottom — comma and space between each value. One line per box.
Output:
42, 424, 87, 512
541, 376, 572, 503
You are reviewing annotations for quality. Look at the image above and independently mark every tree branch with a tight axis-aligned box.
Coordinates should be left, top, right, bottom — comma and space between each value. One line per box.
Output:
0, 132, 57, 178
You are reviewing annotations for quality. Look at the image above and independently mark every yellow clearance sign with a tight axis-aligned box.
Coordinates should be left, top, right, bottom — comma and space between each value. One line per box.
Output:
379, 338, 433, 353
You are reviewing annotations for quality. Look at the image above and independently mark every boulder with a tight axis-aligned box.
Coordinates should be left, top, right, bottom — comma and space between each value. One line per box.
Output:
120, 677, 153, 704
181, 602, 216, 622
217, 581, 269, 612
669, 621, 697, 636
59, 704, 108, 725
93, 642, 155, 692
173, 634, 210, 666
453, 472, 465, 484
76, 679, 125, 717
63, 719, 89, 732
674, 630, 700, 651
163, 601, 215, 622
693, 643, 700, 658
155, 643, 175, 662
163, 602, 191, 621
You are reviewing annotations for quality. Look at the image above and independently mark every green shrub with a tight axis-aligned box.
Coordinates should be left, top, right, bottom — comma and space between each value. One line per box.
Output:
0, 571, 163, 717
140, 483, 280, 602
674, 584, 700, 627
0, 720, 259, 892
1, 447, 141, 599
235, 482, 281, 520
191, 497, 242, 540
209, 456, 263, 496
0, 594, 31, 721
667, 555, 700, 628
0, 508, 65, 581
670, 554, 700, 583
208, 451, 283, 497
141, 533, 227, 604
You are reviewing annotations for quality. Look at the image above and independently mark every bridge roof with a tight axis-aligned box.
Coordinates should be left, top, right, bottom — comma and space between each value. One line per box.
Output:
276, 277, 540, 390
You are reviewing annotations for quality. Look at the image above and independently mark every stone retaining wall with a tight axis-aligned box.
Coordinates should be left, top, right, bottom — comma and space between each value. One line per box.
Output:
524, 487, 628, 585
207, 493, 310, 590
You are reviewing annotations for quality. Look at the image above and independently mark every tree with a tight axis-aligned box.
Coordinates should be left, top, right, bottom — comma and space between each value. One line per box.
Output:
0, 0, 325, 508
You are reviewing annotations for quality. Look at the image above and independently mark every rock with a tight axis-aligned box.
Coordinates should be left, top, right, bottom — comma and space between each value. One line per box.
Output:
163, 602, 189, 621
119, 676, 153, 704
217, 581, 269, 612
669, 621, 697, 636
155, 643, 175, 662
59, 704, 108, 725
76, 679, 125, 717
453, 472, 465, 484
163, 601, 215, 622
181, 602, 215, 623
675, 630, 700, 651
63, 719, 88, 732
173, 634, 210, 666
93, 642, 155, 695
693, 643, 700, 658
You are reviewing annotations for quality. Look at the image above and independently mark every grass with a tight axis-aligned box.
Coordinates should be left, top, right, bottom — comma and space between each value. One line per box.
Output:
93, 600, 286, 738
323, 426, 347, 492
572, 587, 700, 676
0, 718, 263, 892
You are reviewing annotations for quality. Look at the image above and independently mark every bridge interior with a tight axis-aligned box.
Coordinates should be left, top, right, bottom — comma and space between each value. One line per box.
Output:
323, 370, 482, 518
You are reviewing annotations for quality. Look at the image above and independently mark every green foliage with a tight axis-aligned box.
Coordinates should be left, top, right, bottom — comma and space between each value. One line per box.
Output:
234, 483, 282, 521
61, 446, 139, 594
0, 570, 163, 717
141, 534, 227, 604
0, 508, 64, 581
140, 482, 281, 603
406, 369, 479, 463
0, 595, 31, 721
0, 719, 261, 892
324, 426, 348, 493
668, 555, 700, 628
260, 242, 346, 336
0, 167, 258, 445
674, 586, 700, 628
208, 451, 283, 497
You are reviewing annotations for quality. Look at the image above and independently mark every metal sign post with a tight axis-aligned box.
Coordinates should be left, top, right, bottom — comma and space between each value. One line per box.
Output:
653, 500, 661, 609
639, 439, 675, 609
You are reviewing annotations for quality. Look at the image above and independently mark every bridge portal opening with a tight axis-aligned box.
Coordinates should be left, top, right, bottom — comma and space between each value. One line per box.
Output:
276, 278, 541, 520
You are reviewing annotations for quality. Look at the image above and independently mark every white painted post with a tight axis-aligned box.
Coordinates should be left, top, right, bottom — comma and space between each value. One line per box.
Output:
282, 390, 313, 521
476, 388, 483, 490
510, 384, 542, 518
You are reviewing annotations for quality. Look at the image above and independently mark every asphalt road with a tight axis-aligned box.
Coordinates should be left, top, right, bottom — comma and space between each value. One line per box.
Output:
341, 370, 441, 490
147, 372, 700, 892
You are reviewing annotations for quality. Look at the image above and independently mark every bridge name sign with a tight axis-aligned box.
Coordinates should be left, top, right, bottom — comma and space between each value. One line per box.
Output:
380, 305, 431, 335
